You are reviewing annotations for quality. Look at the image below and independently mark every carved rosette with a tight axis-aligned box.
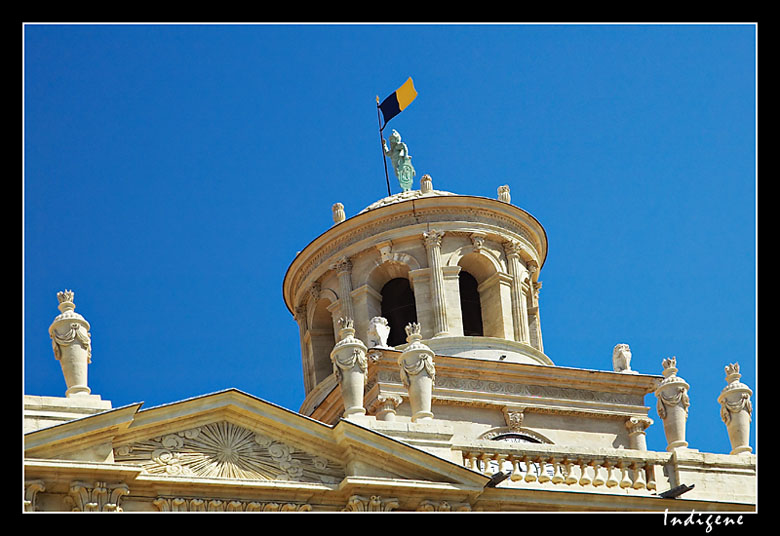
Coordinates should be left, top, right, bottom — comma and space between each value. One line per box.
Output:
655, 357, 690, 451
49, 290, 93, 397
113, 421, 344, 483
717, 363, 753, 455
330, 318, 368, 418
399, 322, 436, 421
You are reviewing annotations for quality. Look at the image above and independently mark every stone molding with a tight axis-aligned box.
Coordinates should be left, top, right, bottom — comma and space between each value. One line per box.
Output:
342, 494, 399, 512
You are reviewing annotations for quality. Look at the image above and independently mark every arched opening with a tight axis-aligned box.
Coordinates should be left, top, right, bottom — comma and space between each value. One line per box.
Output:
459, 271, 484, 336
381, 278, 417, 347
309, 298, 337, 384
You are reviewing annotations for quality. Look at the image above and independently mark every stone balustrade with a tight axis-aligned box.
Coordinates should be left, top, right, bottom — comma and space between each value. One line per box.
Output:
456, 441, 669, 494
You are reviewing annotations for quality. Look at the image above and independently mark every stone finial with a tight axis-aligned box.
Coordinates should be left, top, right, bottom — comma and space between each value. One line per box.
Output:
399, 322, 435, 422
498, 185, 511, 203
655, 356, 690, 451
49, 289, 93, 397
420, 174, 433, 194
612, 343, 638, 374
332, 203, 346, 224
331, 317, 368, 419
718, 362, 753, 455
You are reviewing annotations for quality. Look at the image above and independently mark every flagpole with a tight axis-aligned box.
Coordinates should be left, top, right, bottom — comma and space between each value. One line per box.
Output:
376, 96, 391, 197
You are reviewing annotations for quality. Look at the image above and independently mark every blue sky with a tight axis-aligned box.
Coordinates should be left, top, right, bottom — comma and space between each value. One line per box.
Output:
23, 24, 756, 455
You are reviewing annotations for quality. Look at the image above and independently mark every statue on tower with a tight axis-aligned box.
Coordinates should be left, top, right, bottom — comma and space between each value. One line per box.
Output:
382, 129, 415, 192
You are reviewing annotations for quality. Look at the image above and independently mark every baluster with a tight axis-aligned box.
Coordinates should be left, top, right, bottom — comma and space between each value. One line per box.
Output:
479, 453, 491, 475
605, 461, 620, 488
510, 456, 523, 481
646, 464, 657, 491
464, 452, 476, 471
592, 460, 606, 487
619, 462, 633, 489
523, 456, 537, 483
551, 458, 565, 484
537, 457, 551, 483
564, 459, 578, 485
493, 454, 506, 477
577, 459, 591, 486
632, 462, 647, 490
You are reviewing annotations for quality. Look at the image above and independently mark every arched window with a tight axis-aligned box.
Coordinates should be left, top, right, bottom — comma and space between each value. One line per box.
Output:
459, 271, 484, 336
381, 278, 417, 346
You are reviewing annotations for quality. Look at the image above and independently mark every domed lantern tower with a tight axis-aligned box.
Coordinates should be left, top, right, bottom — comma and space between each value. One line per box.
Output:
283, 174, 554, 421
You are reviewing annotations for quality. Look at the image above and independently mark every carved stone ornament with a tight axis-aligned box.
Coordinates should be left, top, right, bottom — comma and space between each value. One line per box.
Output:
612, 343, 638, 374
113, 421, 344, 483
366, 316, 392, 348
655, 357, 690, 451
332, 202, 345, 224
502, 407, 525, 432
153, 497, 312, 512
24, 480, 45, 512
417, 500, 472, 512
64, 481, 129, 512
399, 323, 436, 421
422, 229, 445, 249
49, 290, 93, 397
718, 362, 753, 455
343, 494, 399, 512
331, 318, 368, 417
498, 184, 511, 203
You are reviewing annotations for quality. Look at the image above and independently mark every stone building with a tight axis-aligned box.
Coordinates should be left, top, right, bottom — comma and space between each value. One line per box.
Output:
24, 173, 756, 513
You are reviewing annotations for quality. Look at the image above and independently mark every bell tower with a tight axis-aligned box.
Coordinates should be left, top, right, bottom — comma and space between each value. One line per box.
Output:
283, 172, 552, 419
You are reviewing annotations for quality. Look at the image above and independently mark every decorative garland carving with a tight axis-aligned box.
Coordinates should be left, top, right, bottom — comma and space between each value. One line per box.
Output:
113, 421, 344, 484
416, 500, 472, 512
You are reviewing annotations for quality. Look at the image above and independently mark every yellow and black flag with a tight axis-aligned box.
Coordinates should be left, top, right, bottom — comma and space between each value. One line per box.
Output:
377, 77, 418, 131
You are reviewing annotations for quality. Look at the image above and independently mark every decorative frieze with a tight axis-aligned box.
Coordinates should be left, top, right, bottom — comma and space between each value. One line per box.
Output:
113, 421, 344, 483
153, 497, 312, 512
417, 499, 472, 512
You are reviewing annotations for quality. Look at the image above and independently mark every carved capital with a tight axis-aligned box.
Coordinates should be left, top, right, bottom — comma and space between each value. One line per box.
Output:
65, 481, 129, 512
331, 256, 352, 275
625, 416, 653, 434
24, 480, 45, 512
422, 229, 445, 249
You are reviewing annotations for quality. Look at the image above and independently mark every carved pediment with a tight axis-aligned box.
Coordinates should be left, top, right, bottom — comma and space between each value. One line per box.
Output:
113, 420, 344, 484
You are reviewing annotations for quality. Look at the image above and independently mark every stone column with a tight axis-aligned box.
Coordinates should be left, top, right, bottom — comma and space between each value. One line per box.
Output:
503, 240, 530, 344
332, 257, 355, 323
625, 417, 653, 450
525, 261, 544, 352
372, 394, 403, 422
330, 318, 368, 419
655, 357, 690, 451
49, 290, 93, 397
718, 363, 753, 455
422, 230, 449, 337
399, 322, 436, 422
